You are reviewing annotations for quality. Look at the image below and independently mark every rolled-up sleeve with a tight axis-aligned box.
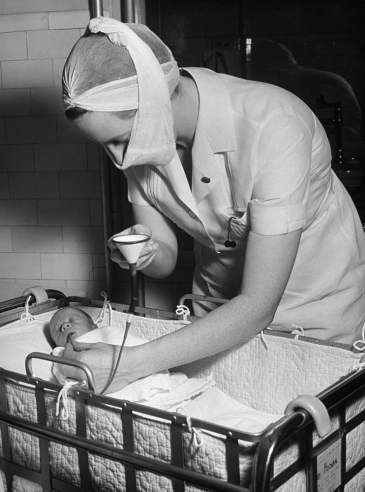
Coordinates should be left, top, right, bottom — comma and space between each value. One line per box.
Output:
250, 112, 314, 235
249, 201, 306, 234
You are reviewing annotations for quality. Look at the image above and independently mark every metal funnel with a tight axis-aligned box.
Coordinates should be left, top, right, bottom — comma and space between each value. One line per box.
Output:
112, 234, 150, 265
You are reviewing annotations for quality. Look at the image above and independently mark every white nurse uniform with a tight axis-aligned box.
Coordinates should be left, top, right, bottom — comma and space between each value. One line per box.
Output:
125, 68, 365, 345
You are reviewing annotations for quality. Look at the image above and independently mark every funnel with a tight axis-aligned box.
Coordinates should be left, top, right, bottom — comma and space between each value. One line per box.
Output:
113, 234, 150, 265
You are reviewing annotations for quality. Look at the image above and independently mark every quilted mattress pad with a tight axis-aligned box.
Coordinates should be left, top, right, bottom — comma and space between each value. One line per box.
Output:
0, 305, 364, 491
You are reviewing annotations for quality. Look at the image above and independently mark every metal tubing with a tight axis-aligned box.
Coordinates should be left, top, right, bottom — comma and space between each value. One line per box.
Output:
100, 150, 117, 298
134, 0, 146, 24
91, 0, 103, 18
123, 0, 146, 24
124, 0, 135, 22
25, 352, 96, 392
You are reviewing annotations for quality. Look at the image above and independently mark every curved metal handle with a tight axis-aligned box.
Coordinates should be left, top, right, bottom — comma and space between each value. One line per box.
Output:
285, 394, 331, 438
178, 293, 229, 306
25, 352, 96, 393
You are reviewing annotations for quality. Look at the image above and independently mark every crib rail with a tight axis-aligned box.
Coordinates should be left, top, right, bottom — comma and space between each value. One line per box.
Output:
0, 289, 65, 314
0, 368, 257, 492
252, 363, 365, 491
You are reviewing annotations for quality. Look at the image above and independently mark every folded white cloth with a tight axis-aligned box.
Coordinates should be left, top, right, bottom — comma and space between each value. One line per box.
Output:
52, 325, 214, 410
178, 386, 282, 434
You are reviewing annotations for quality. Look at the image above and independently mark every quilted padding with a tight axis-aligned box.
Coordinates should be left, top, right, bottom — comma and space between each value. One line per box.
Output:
1, 380, 256, 491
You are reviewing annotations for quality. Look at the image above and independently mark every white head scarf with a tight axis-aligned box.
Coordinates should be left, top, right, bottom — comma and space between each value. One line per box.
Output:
62, 17, 180, 170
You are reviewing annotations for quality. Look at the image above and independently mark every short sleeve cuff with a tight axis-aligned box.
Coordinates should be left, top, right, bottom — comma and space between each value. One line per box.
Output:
249, 200, 306, 235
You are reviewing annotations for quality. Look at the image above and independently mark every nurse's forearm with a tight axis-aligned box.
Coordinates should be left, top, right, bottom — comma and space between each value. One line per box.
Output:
126, 294, 275, 383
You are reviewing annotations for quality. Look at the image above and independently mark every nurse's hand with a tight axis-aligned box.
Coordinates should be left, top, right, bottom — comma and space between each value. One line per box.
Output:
108, 224, 159, 270
61, 339, 134, 394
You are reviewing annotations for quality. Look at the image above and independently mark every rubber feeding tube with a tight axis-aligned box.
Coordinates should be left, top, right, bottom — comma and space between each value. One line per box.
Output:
100, 234, 149, 395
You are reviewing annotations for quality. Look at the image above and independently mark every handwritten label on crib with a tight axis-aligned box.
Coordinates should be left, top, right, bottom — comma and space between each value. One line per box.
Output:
317, 439, 341, 492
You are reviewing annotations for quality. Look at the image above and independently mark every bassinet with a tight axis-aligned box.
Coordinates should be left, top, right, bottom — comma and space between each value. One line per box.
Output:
1, 290, 365, 492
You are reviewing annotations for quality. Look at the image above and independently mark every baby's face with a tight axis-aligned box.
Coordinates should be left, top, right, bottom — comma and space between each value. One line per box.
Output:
49, 307, 96, 347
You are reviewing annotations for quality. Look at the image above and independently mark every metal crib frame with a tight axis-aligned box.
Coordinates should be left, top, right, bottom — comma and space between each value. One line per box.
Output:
1, 293, 365, 491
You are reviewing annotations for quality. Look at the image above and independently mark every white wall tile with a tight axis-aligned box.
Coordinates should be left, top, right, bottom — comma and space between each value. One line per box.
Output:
27, 29, 81, 59
60, 171, 101, 199
5, 116, 57, 144
63, 226, 104, 254
92, 253, 106, 268
12, 226, 63, 252
0, 13, 48, 33
52, 59, 66, 88
0, 119, 5, 144
41, 253, 93, 280
0, 0, 91, 15
49, 11, 91, 30
0, 144, 35, 172
0, 174, 9, 198
0, 227, 12, 252
0, 89, 31, 117
37, 199, 90, 226
31, 87, 64, 115
35, 143, 87, 171
2, 60, 53, 88
0, 199, 37, 225
87, 144, 101, 170
0, 252, 41, 278
66, 280, 107, 299
90, 199, 103, 226
9, 171, 59, 199
0, 32, 27, 60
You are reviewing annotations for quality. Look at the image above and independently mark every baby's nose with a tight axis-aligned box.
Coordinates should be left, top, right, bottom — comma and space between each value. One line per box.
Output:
61, 322, 72, 333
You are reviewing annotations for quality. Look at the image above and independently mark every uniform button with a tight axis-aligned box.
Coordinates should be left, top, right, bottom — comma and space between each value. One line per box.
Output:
188, 210, 196, 218
201, 177, 211, 183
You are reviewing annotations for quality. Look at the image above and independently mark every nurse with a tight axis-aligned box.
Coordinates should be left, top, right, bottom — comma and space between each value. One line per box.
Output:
61, 17, 365, 393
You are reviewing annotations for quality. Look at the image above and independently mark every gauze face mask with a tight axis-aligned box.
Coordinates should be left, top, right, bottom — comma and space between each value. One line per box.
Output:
62, 17, 180, 170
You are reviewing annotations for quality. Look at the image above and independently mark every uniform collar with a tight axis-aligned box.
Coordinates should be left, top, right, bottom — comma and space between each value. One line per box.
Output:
181, 67, 236, 153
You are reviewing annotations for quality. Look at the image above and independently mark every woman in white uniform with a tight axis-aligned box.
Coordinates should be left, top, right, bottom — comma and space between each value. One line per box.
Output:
61, 18, 365, 393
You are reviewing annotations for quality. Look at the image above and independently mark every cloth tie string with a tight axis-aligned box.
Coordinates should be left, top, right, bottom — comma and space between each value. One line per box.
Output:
291, 324, 305, 339
353, 322, 365, 352
20, 296, 35, 324
175, 305, 191, 321
176, 406, 205, 448
56, 380, 85, 420
95, 291, 114, 325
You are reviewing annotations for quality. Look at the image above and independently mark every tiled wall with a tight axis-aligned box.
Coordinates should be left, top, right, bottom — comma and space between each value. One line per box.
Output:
0, 0, 119, 300
0, 0, 196, 312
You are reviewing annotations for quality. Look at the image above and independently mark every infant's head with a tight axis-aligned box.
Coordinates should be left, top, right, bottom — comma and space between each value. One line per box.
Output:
49, 307, 97, 347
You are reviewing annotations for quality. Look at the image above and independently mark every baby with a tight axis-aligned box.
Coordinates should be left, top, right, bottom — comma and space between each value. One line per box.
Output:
49, 307, 97, 347
49, 307, 214, 413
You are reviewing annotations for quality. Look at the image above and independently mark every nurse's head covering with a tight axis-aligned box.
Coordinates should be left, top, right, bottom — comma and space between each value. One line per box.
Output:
62, 17, 180, 170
